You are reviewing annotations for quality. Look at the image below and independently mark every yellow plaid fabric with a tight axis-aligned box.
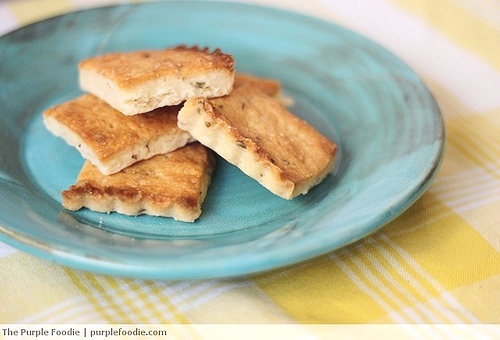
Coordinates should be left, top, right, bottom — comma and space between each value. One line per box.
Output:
0, 0, 498, 332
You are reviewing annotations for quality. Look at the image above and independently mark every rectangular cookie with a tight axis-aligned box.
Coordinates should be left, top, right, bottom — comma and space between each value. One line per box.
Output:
62, 143, 215, 222
234, 72, 294, 106
234, 73, 281, 97
43, 94, 195, 175
79, 45, 235, 115
177, 81, 337, 199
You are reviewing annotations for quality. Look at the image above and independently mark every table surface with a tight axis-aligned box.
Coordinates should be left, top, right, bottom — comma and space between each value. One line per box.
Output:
0, 0, 499, 337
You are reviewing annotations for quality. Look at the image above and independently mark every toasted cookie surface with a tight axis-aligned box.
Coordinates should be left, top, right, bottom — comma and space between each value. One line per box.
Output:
43, 94, 195, 175
79, 45, 235, 115
178, 82, 337, 199
234, 73, 281, 97
62, 143, 215, 222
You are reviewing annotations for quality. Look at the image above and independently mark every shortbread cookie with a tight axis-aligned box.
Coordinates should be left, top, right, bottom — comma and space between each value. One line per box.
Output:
43, 94, 195, 175
62, 143, 215, 222
234, 73, 281, 97
177, 82, 337, 199
79, 45, 235, 115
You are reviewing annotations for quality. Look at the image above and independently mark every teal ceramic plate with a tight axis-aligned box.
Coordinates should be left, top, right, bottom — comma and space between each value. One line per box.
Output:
0, 1, 444, 279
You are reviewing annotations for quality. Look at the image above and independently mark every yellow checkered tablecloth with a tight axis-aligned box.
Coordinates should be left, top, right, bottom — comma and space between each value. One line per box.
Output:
0, 0, 499, 337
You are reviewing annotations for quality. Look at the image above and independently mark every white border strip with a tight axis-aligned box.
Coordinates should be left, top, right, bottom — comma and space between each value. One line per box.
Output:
0, 324, 499, 339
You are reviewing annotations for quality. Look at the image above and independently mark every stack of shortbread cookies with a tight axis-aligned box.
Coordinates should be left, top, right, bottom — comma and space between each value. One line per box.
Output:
44, 45, 337, 222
